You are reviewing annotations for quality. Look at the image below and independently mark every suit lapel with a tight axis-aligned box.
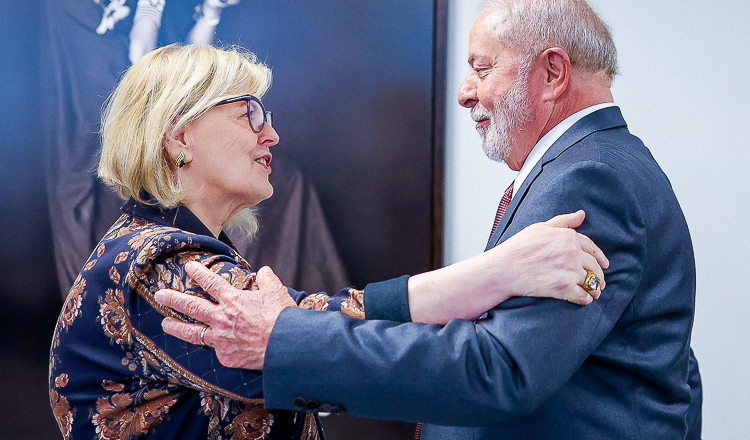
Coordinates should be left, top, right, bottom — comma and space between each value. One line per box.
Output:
484, 159, 543, 251
485, 106, 628, 250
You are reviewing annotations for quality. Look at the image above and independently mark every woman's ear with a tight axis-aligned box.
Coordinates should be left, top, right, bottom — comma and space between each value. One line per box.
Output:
164, 123, 193, 166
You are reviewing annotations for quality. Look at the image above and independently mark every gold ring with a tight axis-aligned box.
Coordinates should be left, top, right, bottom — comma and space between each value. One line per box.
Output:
199, 326, 209, 347
582, 270, 601, 292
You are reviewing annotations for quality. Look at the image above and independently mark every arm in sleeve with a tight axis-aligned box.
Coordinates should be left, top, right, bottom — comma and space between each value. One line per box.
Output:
262, 161, 647, 425
287, 273, 410, 320
290, 286, 368, 320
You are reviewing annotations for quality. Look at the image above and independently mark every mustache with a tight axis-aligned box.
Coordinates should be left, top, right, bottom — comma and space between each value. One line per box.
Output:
471, 105, 492, 122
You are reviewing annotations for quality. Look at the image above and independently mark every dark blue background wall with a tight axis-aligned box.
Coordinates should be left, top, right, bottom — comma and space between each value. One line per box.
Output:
0, 0, 444, 438
1, 0, 62, 438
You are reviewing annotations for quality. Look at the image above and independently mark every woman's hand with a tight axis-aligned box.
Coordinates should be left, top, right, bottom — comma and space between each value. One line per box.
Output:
408, 210, 609, 324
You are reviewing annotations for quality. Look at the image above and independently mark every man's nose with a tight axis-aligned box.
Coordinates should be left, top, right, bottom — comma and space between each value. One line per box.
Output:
458, 75, 478, 108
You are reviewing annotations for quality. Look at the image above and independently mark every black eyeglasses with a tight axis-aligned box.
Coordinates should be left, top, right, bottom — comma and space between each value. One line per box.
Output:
214, 94, 273, 134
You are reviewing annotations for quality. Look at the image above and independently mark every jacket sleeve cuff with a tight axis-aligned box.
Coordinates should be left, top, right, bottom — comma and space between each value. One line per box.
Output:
363, 275, 412, 322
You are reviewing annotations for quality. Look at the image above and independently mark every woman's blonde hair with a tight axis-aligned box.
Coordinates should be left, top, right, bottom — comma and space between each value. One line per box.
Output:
98, 44, 273, 236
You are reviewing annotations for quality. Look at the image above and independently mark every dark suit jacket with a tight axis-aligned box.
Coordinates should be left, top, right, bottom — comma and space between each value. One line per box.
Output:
263, 107, 702, 439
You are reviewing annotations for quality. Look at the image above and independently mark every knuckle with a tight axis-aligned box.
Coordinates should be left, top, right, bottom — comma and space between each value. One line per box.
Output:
563, 289, 577, 302
186, 302, 204, 318
215, 352, 226, 364
580, 290, 593, 303
203, 277, 221, 292
192, 269, 210, 285
220, 355, 239, 369
562, 239, 578, 254
168, 323, 188, 340
199, 272, 224, 291
189, 330, 202, 345
170, 295, 187, 309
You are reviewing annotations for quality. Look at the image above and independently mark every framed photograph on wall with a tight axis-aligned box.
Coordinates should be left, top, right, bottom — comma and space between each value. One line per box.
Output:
20, 0, 449, 439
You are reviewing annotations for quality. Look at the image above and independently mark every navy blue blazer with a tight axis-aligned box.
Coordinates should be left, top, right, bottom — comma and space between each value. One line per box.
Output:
263, 107, 702, 439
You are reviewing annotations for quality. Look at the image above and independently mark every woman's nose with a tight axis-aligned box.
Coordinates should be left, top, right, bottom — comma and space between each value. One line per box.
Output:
259, 124, 279, 147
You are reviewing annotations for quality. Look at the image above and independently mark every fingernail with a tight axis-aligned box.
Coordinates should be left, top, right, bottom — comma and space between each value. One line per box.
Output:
155, 291, 165, 304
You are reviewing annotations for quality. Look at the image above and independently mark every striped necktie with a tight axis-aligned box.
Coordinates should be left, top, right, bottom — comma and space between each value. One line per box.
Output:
487, 182, 515, 244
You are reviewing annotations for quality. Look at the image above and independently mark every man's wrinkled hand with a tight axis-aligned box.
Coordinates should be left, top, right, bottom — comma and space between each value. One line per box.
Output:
155, 261, 296, 370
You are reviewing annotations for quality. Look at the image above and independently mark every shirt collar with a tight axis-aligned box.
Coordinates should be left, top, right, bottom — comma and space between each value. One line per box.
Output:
512, 103, 617, 198
120, 197, 237, 250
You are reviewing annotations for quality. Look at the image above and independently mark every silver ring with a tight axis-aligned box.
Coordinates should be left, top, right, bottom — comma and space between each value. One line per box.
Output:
199, 326, 209, 347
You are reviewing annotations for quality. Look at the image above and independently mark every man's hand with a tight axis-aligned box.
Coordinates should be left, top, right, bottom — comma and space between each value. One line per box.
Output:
155, 262, 296, 370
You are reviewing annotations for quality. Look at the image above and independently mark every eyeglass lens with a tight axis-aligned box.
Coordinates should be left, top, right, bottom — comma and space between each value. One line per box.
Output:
247, 99, 265, 132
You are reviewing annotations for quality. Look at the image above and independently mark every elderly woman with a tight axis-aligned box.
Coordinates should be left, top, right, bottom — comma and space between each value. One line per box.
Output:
49, 44, 606, 440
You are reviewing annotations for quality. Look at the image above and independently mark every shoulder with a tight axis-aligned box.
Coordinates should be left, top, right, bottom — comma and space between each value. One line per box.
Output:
114, 217, 250, 293
547, 127, 681, 223
119, 218, 241, 268
551, 126, 668, 189
512, 137, 650, 248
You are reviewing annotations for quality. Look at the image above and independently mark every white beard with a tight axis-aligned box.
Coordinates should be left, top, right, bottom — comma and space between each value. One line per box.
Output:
472, 72, 532, 163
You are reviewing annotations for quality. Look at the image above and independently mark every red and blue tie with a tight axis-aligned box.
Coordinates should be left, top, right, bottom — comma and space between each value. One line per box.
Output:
488, 182, 515, 243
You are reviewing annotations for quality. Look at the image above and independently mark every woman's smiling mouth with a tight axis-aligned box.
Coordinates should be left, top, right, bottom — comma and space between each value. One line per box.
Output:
254, 154, 272, 171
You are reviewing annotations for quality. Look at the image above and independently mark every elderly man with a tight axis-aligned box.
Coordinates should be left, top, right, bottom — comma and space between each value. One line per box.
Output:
156, 0, 702, 439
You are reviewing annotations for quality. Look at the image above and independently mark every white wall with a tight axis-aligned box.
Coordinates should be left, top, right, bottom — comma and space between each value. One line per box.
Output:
443, 1, 750, 438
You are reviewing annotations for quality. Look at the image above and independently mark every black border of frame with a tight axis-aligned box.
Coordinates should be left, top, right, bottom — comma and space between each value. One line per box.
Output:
431, 0, 448, 269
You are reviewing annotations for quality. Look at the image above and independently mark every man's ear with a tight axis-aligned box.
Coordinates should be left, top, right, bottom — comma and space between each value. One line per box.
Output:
541, 47, 572, 102
164, 123, 192, 165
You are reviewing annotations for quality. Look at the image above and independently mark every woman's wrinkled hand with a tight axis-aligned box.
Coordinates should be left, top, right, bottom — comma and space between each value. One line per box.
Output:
498, 210, 609, 306
408, 210, 609, 324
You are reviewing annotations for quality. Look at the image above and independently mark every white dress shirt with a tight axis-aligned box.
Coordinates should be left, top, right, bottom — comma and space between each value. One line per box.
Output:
512, 103, 616, 198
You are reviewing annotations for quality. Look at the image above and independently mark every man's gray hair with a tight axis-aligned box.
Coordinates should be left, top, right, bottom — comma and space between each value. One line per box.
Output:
480, 0, 618, 80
